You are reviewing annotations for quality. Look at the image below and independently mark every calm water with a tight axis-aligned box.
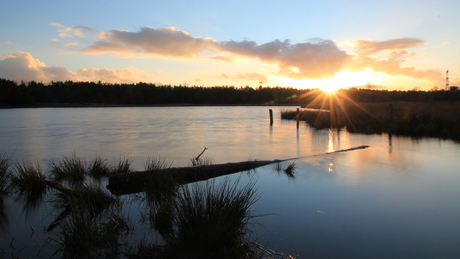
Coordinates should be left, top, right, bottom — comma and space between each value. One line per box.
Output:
1, 107, 459, 258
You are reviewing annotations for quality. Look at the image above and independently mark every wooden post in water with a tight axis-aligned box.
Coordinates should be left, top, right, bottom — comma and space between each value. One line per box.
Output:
296, 108, 300, 128
269, 109, 273, 126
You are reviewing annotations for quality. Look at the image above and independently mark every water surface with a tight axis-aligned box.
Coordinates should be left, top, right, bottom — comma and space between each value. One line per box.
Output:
1, 107, 459, 258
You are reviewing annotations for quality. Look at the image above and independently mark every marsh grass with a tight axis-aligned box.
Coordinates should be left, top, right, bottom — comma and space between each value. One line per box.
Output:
283, 102, 460, 140
51, 183, 128, 257
56, 203, 130, 258
0, 153, 11, 196
49, 153, 87, 185
163, 179, 259, 258
88, 155, 112, 180
274, 162, 296, 179
283, 162, 296, 179
141, 156, 177, 238
190, 156, 215, 166
53, 183, 118, 219
10, 161, 48, 214
112, 157, 134, 175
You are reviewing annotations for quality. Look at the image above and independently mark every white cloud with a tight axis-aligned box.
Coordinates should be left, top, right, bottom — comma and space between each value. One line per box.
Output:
47, 24, 446, 85
82, 26, 217, 58
0, 51, 156, 83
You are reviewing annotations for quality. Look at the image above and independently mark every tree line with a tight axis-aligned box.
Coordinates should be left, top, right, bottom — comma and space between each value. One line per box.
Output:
0, 78, 459, 108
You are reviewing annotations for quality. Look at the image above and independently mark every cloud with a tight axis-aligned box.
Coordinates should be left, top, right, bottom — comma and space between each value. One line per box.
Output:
82, 27, 217, 58
217, 39, 352, 80
349, 39, 443, 82
216, 72, 268, 84
50, 24, 445, 84
350, 38, 424, 56
50, 23, 99, 39
0, 51, 156, 83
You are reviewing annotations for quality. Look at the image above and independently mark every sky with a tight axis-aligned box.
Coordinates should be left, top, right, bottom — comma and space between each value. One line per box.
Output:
1, 0, 459, 91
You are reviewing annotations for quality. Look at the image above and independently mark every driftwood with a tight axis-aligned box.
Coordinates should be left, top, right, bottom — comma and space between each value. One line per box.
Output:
106, 145, 369, 195
106, 160, 279, 195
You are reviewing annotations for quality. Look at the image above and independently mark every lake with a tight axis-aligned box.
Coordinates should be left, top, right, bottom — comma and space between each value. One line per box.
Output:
1, 106, 459, 258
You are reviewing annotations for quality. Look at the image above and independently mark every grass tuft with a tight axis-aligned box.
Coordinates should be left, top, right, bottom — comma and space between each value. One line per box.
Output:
0, 153, 11, 196
145, 156, 172, 172
163, 179, 260, 258
88, 155, 112, 180
56, 204, 130, 258
283, 162, 296, 179
10, 161, 48, 215
111, 157, 134, 175
48, 153, 87, 185
190, 156, 215, 166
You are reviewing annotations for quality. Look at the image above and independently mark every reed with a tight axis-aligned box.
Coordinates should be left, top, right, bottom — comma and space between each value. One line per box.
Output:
0, 153, 11, 196
88, 155, 112, 180
10, 161, 47, 200
111, 157, 134, 175
56, 204, 130, 258
190, 156, 215, 166
283, 162, 296, 178
142, 157, 177, 239
163, 179, 259, 258
48, 153, 87, 184
53, 183, 117, 218
145, 156, 172, 172
9, 161, 48, 217
283, 102, 460, 140
51, 182, 127, 257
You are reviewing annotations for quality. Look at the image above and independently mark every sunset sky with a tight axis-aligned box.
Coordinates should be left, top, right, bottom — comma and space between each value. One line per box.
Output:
1, 0, 459, 91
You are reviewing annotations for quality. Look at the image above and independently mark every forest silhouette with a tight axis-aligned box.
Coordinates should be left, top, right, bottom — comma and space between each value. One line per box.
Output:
1, 78, 459, 108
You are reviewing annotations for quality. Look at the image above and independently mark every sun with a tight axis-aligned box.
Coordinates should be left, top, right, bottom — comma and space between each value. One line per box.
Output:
320, 85, 339, 93
318, 70, 374, 93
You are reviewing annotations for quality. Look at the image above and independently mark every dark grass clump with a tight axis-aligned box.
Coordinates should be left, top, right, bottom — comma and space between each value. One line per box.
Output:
282, 102, 460, 141
111, 157, 134, 175
53, 183, 118, 220
0, 154, 10, 232
0, 153, 11, 196
53, 183, 129, 258
141, 156, 177, 238
10, 161, 48, 214
145, 156, 172, 172
49, 153, 87, 185
274, 162, 297, 179
190, 156, 215, 166
283, 162, 296, 178
189, 147, 214, 166
162, 179, 260, 259
88, 155, 112, 180
56, 204, 130, 258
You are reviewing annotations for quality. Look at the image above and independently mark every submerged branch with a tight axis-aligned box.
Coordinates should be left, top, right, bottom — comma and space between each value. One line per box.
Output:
107, 145, 369, 195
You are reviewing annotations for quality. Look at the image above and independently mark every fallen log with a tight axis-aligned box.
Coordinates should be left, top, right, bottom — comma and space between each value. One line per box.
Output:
106, 145, 369, 195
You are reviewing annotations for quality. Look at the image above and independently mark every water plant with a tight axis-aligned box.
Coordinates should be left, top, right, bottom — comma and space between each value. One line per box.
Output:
190, 156, 215, 166
0, 153, 11, 196
145, 156, 172, 172
190, 147, 214, 166
283, 162, 296, 178
112, 157, 134, 175
282, 101, 460, 141
55, 203, 130, 258
48, 153, 87, 185
10, 161, 48, 214
88, 155, 112, 180
163, 179, 260, 258
48, 182, 119, 232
